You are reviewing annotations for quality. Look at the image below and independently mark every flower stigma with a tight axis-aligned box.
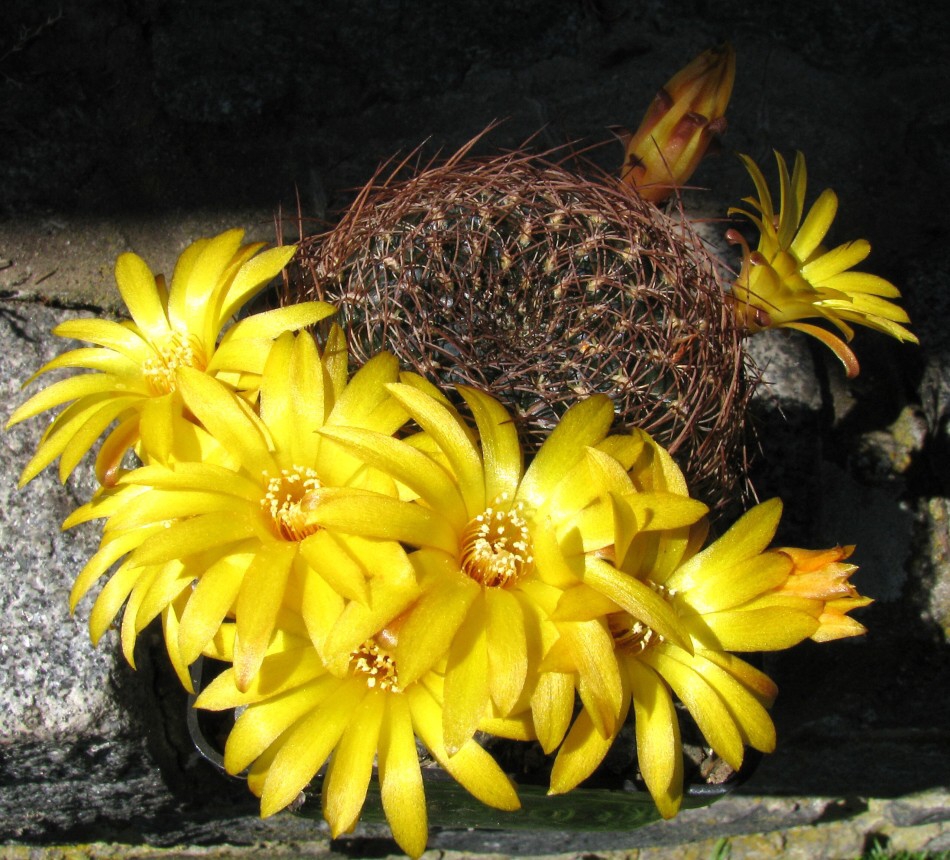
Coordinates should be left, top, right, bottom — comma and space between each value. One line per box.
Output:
459, 493, 534, 588
350, 638, 401, 692
261, 466, 322, 542
143, 331, 207, 395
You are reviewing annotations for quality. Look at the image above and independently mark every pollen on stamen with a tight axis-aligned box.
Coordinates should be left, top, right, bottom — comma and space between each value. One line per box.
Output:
143, 331, 207, 395
350, 639, 401, 693
261, 466, 322, 542
607, 581, 677, 655
460, 493, 534, 588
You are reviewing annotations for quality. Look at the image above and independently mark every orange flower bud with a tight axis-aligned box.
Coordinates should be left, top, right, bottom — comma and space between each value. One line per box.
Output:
620, 44, 735, 203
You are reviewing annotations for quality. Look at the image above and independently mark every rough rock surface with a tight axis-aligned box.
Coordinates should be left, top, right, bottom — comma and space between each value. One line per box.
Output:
2, 0, 949, 856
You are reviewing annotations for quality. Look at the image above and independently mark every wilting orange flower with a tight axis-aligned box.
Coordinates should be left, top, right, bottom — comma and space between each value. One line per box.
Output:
774, 545, 872, 642
620, 44, 735, 203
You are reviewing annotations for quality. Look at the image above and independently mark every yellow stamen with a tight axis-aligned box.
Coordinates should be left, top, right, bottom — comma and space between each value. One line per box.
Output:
143, 331, 207, 395
608, 581, 676, 655
261, 466, 322, 541
460, 493, 534, 588
350, 639, 401, 692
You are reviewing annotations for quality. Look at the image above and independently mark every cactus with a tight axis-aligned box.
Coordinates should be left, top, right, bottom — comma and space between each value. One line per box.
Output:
286, 146, 754, 510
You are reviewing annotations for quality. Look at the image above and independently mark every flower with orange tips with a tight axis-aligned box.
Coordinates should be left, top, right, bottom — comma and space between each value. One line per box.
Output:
545, 491, 872, 819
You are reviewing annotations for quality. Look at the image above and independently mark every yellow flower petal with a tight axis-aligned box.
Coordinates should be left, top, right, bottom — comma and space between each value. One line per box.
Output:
8, 373, 129, 429
321, 575, 420, 667
130, 511, 255, 566
561, 619, 623, 738
801, 238, 871, 284
549, 704, 622, 795
408, 684, 520, 812
627, 658, 682, 819
225, 678, 336, 775
327, 352, 402, 429
27, 346, 141, 379
298, 530, 371, 605
688, 652, 776, 753
218, 244, 298, 322
551, 583, 623, 623
378, 693, 428, 859
88, 559, 143, 645
682, 550, 793, 614
317, 426, 468, 525
486, 587, 528, 715
667, 498, 782, 593
260, 679, 368, 818
518, 396, 614, 507
529, 669, 575, 753
699, 650, 778, 707
686, 604, 820, 652
222, 300, 337, 346
395, 551, 480, 684
790, 187, 837, 260
642, 647, 744, 770
133, 560, 194, 637
309, 490, 457, 554
443, 596, 491, 753
300, 561, 345, 654
386, 382, 485, 515
582, 557, 691, 652
69, 523, 168, 612
458, 385, 522, 504
177, 552, 250, 667
176, 368, 275, 473
114, 251, 171, 340
234, 543, 298, 690
322, 692, 385, 838
162, 592, 196, 693
51, 318, 152, 362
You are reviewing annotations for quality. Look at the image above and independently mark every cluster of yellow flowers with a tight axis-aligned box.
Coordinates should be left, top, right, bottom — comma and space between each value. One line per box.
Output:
8, 227, 872, 857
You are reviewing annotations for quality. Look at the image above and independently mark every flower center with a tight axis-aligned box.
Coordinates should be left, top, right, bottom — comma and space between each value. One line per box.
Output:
261, 466, 322, 541
143, 331, 207, 395
607, 581, 676, 655
350, 639, 401, 692
460, 494, 534, 588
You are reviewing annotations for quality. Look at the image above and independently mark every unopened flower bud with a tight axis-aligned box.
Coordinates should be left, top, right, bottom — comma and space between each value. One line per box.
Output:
620, 44, 735, 203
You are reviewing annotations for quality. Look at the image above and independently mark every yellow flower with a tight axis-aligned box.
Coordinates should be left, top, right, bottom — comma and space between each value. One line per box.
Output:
6, 228, 333, 486
496, 429, 711, 758
548, 497, 857, 818
728, 151, 917, 377
309, 388, 657, 754
195, 622, 519, 859
620, 44, 735, 203
64, 330, 413, 692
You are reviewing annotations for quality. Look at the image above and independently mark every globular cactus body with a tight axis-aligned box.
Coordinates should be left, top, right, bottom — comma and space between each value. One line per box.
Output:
288, 147, 754, 509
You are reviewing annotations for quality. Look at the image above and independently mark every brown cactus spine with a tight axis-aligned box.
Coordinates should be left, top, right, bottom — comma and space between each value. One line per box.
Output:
285, 142, 755, 510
